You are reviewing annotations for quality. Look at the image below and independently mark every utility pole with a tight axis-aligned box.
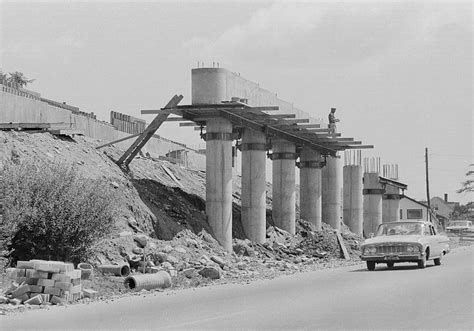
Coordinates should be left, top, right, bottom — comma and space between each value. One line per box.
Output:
425, 147, 431, 222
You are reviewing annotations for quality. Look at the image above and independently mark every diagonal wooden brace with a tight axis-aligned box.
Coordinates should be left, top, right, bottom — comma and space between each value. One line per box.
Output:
116, 95, 184, 167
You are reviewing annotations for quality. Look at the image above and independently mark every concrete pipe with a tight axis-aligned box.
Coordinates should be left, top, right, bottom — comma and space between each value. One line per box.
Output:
98, 263, 131, 277
77, 263, 93, 280
124, 271, 172, 291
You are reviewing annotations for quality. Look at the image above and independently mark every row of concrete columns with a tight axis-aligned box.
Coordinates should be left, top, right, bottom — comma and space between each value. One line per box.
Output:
205, 119, 346, 251
205, 119, 402, 251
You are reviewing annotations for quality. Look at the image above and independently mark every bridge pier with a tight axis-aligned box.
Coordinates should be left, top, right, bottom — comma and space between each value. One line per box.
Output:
363, 172, 383, 237
343, 165, 363, 235
382, 186, 402, 223
299, 147, 323, 230
205, 117, 233, 252
272, 139, 296, 234
241, 129, 267, 243
322, 154, 342, 231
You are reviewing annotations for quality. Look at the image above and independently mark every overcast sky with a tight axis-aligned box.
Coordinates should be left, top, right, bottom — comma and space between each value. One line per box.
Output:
1, 1, 472, 204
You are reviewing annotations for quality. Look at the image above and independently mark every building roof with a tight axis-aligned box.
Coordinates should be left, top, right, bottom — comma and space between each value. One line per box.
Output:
379, 176, 408, 190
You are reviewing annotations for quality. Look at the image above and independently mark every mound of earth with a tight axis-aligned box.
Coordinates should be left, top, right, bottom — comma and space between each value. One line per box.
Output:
0, 130, 367, 311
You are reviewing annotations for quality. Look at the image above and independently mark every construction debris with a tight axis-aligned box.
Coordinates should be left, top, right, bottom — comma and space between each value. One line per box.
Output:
2, 260, 83, 306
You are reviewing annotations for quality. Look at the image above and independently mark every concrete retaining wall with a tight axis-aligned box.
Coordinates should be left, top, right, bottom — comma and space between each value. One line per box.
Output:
0, 86, 206, 170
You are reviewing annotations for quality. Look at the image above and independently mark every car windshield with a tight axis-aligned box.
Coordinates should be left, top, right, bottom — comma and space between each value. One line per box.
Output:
448, 221, 470, 227
375, 223, 424, 236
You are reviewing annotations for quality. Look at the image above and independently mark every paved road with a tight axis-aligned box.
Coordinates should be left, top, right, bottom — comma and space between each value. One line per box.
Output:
2, 247, 472, 330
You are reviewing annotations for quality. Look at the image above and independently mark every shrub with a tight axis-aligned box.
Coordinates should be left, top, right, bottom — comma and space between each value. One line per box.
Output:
0, 160, 118, 264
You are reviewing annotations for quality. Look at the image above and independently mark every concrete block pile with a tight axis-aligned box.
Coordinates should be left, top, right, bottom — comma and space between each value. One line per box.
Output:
3, 260, 83, 305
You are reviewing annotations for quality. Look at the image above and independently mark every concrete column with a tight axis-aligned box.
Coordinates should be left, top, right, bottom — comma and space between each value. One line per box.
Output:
322, 154, 342, 231
343, 165, 363, 235
382, 186, 401, 223
241, 129, 266, 243
272, 139, 296, 234
299, 147, 323, 230
363, 172, 384, 237
205, 118, 233, 252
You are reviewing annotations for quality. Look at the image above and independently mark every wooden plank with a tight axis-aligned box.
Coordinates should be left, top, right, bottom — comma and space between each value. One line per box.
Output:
141, 109, 162, 114
179, 122, 200, 127
117, 95, 183, 167
216, 109, 338, 156
344, 145, 374, 149
164, 117, 186, 122
48, 129, 84, 136
335, 230, 351, 260
96, 133, 141, 149
277, 123, 321, 129
161, 165, 183, 188
265, 114, 296, 119
268, 118, 310, 125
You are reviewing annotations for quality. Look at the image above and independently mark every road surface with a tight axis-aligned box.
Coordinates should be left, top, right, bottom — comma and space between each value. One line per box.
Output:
2, 247, 472, 330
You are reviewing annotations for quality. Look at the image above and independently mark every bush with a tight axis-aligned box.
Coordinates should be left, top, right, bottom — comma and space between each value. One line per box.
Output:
0, 160, 118, 264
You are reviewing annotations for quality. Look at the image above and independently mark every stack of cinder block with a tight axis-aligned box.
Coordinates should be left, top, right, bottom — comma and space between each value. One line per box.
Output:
4, 260, 83, 305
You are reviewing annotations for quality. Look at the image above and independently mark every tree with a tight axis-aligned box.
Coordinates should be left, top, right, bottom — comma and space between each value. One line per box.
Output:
7, 71, 35, 88
0, 71, 7, 84
457, 164, 474, 194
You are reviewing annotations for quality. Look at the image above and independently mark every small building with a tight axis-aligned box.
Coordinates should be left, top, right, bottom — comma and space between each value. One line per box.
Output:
399, 195, 441, 226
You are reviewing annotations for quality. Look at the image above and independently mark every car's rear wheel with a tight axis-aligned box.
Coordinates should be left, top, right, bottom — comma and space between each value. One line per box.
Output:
434, 256, 442, 266
367, 261, 376, 271
418, 254, 427, 269
387, 262, 394, 269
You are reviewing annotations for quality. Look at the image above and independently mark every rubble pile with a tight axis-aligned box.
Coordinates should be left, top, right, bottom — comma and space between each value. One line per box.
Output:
1, 260, 89, 306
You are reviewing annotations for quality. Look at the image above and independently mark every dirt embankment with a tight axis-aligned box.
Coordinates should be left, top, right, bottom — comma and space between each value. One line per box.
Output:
0, 130, 366, 313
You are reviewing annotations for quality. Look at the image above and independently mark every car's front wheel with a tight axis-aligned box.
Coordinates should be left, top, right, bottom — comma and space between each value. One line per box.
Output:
434, 256, 442, 266
387, 262, 394, 269
367, 261, 376, 271
418, 255, 427, 269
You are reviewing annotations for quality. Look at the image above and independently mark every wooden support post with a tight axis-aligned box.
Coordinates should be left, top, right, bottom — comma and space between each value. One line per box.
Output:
117, 95, 183, 167
96, 133, 141, 149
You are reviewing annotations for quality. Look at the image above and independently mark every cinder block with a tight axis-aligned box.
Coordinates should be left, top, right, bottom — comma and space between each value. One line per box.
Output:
6, 268, 18, 279
33, 261, 60, 273
37, 278, 55, 287
40, 294, 50, 302
24, 294, 43, 305
82, 289, 98, 299
43, 286, 61, 296
61, 291, 72, 302
16, 277, 27, 284
25, 278, 38, 285
4, 282, 20, 295
11, 284, 30, 298
70, 285, 82, 294
26, 269, 36, 278
50, 295, 66, 305
32, 270, 49, 279
51, 274, 71, 283
55, 282, 72, 291
16, 261, 34, 269
29, 285, 44, 293
64, 269, 81, 279
71, 278, 81, 286
58, 263, 74, 273
17, 293, 30, 303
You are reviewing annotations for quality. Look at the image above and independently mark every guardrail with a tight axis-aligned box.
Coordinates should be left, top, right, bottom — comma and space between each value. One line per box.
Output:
459, 229, 474, 243
448, 229, 474, 243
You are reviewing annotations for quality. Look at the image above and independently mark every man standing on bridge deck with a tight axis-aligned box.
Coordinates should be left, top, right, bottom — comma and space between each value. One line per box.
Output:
328, 107, 339, 137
